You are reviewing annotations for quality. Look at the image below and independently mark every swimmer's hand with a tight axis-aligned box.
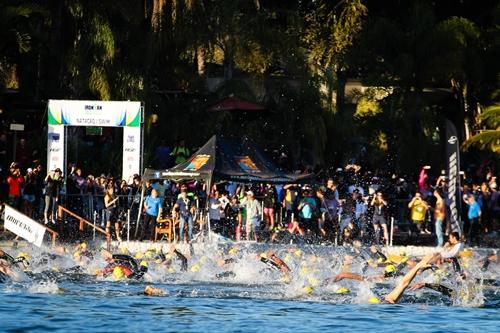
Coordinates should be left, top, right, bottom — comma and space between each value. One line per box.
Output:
409, 282, 425, 291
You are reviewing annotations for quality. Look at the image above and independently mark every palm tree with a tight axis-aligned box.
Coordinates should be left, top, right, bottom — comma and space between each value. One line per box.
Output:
464, 105, 500, 152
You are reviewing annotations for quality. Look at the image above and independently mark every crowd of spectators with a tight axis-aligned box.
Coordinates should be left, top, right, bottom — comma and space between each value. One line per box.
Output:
1, 148, 499, 246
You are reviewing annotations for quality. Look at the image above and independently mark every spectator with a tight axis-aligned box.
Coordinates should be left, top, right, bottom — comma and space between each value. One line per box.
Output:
171, 140, 190, 165
263, 183, 277, 231
43, 168, 62, 225
408, 192, 429, 234
22, 168, 36, 217
371, 191, 389, 245
297, 187, 318, 236
240, 190, 262, 241
433, 190, 446, 247
172, 187, 195, 242
463, 193, 482, 246
6, 164, 23, 208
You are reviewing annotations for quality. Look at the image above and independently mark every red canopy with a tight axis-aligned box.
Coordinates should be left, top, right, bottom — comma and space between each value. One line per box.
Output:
207, 97, 266, 112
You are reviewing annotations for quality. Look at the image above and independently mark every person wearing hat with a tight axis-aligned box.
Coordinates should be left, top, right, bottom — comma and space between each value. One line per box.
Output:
172, 187, 196, 242
240, 191, 262, 241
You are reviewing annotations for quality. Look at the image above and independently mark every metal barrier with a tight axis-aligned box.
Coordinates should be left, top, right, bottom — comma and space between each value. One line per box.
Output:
58, 205, 111, 248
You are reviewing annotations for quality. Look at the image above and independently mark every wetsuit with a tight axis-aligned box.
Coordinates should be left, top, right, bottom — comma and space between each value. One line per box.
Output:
103, 254, 147, 280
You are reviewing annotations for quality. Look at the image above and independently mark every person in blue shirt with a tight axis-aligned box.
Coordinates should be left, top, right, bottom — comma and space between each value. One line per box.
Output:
143, 189, 163, 241
297, 187, 318, 235
463, 193, 482, 246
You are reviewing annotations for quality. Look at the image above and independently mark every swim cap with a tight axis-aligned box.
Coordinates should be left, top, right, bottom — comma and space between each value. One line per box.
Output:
190, 264, 200, 272
119, 245, 129, 254
368, 296, 380, 304
300, 266, 310, 275
73, 251, 81, 258
308, 277, 320, 287
294, 250, 302, 257
459, 250, 473, 258
135, 252, 144, 260
335, 287, 350, 294
260, 252, 268, 259
303, 285, 314, 294
168, 267, 176, 273
140, 261, 149, 268
80, 243, 87, 250
113, 266, 125, 280
228, 247, 238, 255
17, 252, 30, 260
385, 264, 397, 274
145, 251, 154, 258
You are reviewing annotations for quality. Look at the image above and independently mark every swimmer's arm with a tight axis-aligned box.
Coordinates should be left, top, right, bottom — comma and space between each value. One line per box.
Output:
411, 282, 453, 297
174, 250, 188, 271
384, 253, 433, 304
332, 272, 364, 282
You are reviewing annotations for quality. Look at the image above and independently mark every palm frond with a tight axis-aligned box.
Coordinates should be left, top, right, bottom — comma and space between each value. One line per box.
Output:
463, 130, 500, 152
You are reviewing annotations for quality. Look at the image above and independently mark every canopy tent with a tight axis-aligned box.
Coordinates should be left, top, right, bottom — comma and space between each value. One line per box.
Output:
140, 135, 311, 240
143, 135, 310, 184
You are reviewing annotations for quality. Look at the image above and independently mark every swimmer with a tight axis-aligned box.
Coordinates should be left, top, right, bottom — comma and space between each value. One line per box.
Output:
144, 285, 166, 296
428, 232, 464, 266
98, 250, 148, 280
260, 251, 291, 278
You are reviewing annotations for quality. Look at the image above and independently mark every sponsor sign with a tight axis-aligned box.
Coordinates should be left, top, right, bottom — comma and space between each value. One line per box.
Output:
235, 156, 260, 173
4, 205, 47, 247
184, 155, 210, 171
446, 120, 462, 235
47, 100, 141, 127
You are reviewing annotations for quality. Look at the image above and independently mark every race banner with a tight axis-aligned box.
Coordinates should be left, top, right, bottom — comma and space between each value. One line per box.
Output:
47, 124, 65, 173
4, 205, 47, 247
445, 119, 462, 235
47, 100, 143, 181
48, 100, 141, 127
123, 126, 142, 182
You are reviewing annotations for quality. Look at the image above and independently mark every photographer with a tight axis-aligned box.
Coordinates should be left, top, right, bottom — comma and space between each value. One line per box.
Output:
408, 192, 429, 234
43, 168, 63, 225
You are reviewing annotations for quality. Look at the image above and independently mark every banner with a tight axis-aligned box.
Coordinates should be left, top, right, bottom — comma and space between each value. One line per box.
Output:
445, 119, 462, 235
47, 99, 143, 182
122, 126, 142, 182
48, 100, 141, 127
4, 205, 47, 247
47, 124, 65, 173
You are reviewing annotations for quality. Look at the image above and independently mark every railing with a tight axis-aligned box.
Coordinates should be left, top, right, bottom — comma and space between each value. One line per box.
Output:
58, 205, 111, 248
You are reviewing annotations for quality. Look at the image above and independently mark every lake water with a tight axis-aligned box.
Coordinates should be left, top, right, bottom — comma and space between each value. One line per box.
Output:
0, 243, 499, 332
1, 280, 499, 333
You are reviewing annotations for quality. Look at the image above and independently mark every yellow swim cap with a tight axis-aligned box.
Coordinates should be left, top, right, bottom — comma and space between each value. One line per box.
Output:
385, 264, 397, 273
113, 266, 125, 280
17, 252, 30, 260
303, 285, 314, 294
300, 266, 310, 275
80, 242, 87, 250
368, 296, 380, 304
459, 250, 473, 258
294, 250, 302, 257
190, 264, 200, 272
168, 267, 176, 273
308, 277, 320, 287
335, 287, 350, 294
73, 251, 81, 258
228, 247, 238, 255
135, 252, 144, 260
145, 251, 154, 258
119, 246, 129, 254
140, 261, 149, 268
260, 252, 268, 259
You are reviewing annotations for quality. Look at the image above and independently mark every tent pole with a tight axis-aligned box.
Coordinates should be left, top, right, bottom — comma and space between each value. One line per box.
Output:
134, 183, 145, 239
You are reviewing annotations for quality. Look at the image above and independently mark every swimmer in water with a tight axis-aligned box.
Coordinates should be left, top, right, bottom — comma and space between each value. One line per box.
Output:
97, 250, 148, 280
